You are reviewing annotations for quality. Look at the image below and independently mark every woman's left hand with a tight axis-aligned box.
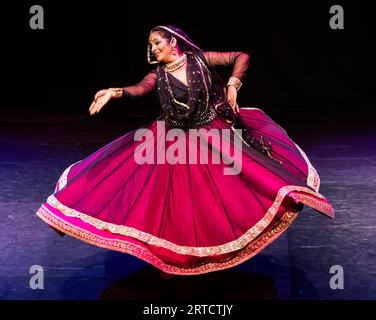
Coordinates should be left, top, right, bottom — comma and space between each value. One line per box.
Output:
227, 85, 240, 114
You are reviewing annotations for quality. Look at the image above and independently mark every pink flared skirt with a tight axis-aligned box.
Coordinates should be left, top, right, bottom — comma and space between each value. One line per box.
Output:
36, 107, 334, 275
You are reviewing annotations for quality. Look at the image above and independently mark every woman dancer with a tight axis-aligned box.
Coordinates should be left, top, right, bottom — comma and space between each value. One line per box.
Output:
36, 25, 334, 275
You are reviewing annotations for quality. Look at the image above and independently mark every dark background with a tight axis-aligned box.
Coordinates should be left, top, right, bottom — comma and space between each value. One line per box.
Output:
1, 1, 375, 120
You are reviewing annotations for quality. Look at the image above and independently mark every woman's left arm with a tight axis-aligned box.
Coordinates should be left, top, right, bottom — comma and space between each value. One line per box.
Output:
203, 51, 250, 114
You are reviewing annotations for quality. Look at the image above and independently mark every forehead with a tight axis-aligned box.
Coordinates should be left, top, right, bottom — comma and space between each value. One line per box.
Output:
149, 32, 164, 43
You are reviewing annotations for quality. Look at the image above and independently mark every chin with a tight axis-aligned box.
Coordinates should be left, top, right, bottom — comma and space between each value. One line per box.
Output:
154, 54, 162, 63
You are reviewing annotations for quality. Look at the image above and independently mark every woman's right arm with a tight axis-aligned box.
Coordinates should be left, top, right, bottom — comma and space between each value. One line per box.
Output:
89, 71, 157, 115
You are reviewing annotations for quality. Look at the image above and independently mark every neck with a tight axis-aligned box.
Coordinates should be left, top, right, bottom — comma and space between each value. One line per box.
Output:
165, 52, 183, 64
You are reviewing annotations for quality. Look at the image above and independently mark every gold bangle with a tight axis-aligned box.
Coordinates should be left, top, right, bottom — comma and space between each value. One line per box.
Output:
227, 77, 242, 91
110, 88, 124, 99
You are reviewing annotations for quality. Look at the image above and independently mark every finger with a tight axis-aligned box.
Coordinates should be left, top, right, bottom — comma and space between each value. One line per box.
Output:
229, 101, 237, 113
95, 102, 104, 114
91, 101, 101, 114
93, 103, 100, 114
91, 102, 100, 115
89, 101, 96, 113
89, 103, 95, 115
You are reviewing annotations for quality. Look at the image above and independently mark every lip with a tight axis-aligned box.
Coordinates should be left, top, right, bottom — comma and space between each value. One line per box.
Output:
154, 52, 161, 58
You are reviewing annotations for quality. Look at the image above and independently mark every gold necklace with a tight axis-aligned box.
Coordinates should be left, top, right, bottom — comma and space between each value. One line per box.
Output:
164, 54, 187, 72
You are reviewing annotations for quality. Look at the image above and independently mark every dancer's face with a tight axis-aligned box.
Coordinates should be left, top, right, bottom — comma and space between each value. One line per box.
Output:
149, 32, 175, 64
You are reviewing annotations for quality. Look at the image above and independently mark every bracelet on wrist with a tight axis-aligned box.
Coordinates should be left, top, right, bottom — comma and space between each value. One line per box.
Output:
110, 88, 124, 99
227, 77, 242, 91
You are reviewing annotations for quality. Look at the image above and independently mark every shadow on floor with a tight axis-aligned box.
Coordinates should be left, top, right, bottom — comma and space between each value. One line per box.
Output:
99, 265, 278, 300
55, 249, 318, 300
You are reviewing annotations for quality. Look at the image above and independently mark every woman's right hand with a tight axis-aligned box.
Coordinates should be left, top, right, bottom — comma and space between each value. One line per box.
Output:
89, 89, 114, 115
